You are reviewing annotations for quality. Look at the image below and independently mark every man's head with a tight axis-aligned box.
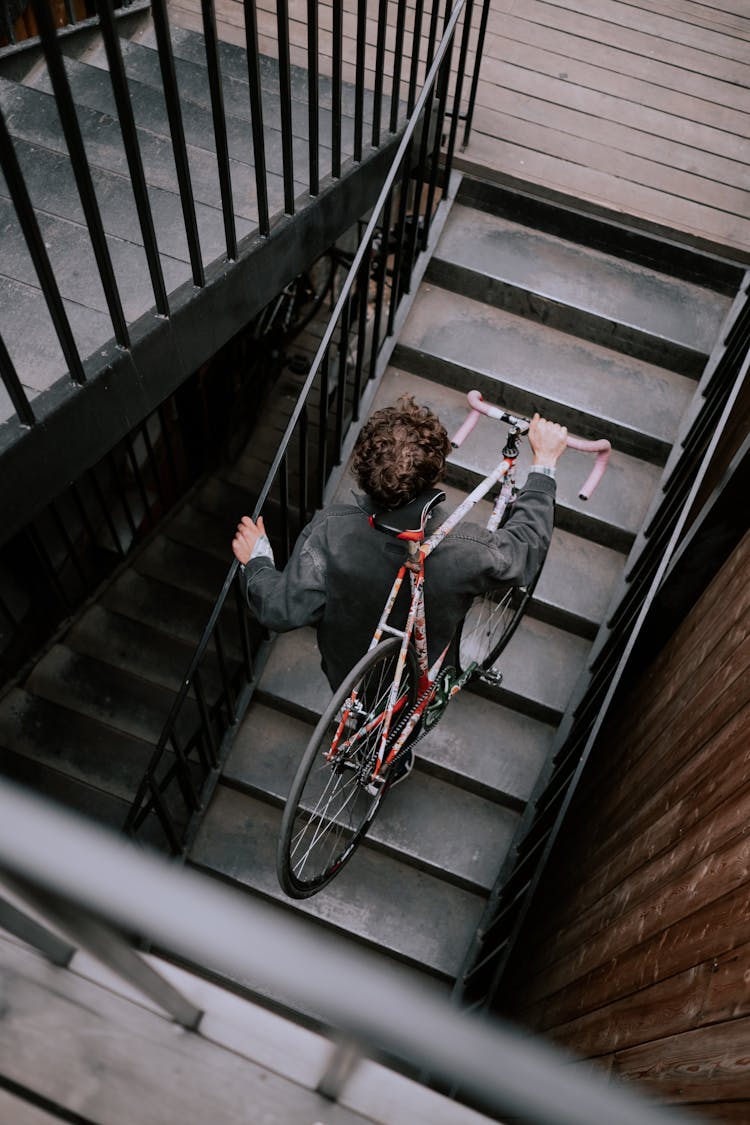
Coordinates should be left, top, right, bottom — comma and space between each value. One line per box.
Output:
352, 394, 450, 509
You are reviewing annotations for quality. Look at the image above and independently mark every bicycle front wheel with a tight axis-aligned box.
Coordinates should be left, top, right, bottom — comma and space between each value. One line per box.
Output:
457, 560, 545, 675
277, 637, 418, 898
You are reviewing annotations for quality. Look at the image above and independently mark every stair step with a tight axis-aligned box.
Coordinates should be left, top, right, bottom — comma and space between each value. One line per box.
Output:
372, 367, 657, 554
25, 643, 195, 747
0, 744, 129, 830
134, 536, 231, 602
1, 134, 245, 266
394, 284, 695, 464
35, 49, 309, 191
0, 76, 273, 227
66, 604, 232, 698
191, 784, 486, 979
0, 193, 188, 326
428, 203, 730, 374
0, 273, 110, 395
223, 701, 519, 893
0, 687, 151, 801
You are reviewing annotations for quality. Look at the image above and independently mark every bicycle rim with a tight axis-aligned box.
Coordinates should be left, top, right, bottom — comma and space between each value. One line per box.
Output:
277, 638, 418, 898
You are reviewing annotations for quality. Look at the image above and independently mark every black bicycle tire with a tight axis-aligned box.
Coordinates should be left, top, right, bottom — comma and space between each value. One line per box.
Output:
277, 637, 418, 898
457, 553, 547, 675
285, 252, 337, 341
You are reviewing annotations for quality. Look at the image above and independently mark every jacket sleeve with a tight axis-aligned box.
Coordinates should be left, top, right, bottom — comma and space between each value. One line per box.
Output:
239, 516, 327, 632
461, 472, 556, 592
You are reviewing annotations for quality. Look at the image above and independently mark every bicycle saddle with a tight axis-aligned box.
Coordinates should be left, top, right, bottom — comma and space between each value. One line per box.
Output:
369, 488, 446, 541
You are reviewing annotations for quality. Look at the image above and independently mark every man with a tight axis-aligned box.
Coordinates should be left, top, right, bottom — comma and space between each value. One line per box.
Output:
232, 395, 567, 690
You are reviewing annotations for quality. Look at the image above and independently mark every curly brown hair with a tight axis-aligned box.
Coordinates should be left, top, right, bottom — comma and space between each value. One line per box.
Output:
352, 395, 450, 508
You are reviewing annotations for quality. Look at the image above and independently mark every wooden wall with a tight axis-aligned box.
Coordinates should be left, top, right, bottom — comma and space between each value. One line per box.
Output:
506, 526, 750, 1122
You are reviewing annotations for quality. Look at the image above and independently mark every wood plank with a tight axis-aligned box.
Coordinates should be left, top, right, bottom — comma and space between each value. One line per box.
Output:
519, 880, 750, 1029
485, 0, 750, 80
473, 57, 749, 166
481, 32, 750, 137
526, 698, 750, 954
469, 99, 750, 215
543, 939, 750, 1055
0, 938, 371, 1125
483, 10, 750, 113
613, 1016, 750, 1102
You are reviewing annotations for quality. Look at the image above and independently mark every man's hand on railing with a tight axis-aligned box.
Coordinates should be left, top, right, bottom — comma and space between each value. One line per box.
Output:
232, 515, 267, 565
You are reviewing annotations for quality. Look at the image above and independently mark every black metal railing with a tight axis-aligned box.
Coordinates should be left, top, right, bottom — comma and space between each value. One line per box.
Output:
123, 0, 477, 854
0, 776, 694, 1125
0, 363, 239, 688
455, 274, 750, 1013
0, 0, 488, 438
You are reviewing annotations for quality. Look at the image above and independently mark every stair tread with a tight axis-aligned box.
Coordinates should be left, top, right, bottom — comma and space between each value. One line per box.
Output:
0, 76, 276, 226
394, 283, 695, 461
67, 604, 231, 697
135, 536, 231, 601
0, 687, 151, 800
224, 701, 519, 891
0, 273, 110, 393
25, 643, 193, 746
0, 744, 129, 830
0, 194, 188, 326
376, 367, 661, 551
32, 51, 311, 189
3, 134, 250, 265
191, 785, 486, 978
434, 203, 730, 357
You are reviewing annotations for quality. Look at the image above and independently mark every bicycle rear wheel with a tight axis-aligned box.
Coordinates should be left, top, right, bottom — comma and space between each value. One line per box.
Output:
277, 637, 418, 898
457, 560, 545, 675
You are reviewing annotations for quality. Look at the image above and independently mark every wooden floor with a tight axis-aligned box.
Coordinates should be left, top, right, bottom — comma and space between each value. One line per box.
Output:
168, 0, 750, 263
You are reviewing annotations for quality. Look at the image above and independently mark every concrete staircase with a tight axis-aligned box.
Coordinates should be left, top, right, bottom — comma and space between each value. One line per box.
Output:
0, 174, 738, 1015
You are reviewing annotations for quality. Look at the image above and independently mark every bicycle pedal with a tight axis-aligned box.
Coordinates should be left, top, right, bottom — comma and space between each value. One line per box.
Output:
480, 668, 503, 688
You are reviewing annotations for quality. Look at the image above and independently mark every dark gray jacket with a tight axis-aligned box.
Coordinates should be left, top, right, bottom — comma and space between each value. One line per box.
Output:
240, 473, 555, 689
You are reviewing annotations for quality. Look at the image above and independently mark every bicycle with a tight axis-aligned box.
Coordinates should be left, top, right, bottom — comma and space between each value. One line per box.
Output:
276, 390, 611, 898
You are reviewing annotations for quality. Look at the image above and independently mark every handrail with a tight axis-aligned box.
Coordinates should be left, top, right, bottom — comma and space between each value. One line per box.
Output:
124, 0, 485, 851
456, 274, 750, 1012
0, 776, 698, 1124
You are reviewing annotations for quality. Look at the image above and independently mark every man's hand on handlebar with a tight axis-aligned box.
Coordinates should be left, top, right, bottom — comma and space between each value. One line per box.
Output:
528, 413, 568, 469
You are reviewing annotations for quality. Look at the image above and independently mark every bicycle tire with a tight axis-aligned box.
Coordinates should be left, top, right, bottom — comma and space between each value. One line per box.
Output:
457, 556, 546, 675
277, 637, 418, 898
285, 252, 337, 340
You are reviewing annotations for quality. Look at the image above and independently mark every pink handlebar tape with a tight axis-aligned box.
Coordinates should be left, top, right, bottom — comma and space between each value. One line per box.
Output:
450, 390, 611, 501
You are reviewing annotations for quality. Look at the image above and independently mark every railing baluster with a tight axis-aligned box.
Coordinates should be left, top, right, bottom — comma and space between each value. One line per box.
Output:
298, 404, 309, 530
389, 0, 408, 133
331, 0, 343, 178
317, 354, 331, 507
193, 668, 219, 769
462, 0, 491, 148
200, 0, 238, 260
442, 0, 474, 189
408, 0, 426, 114
88, 466, 125, 556
307, 0, 319, 196
139, 420, 167, 515
213, 621, 236, 725
425, 0, 441, 70
354, 0, 367, 162
352, 247, 372, 418
30, 0, 130, 349
387, 149, 412, 334
150, 0, 205, 286
421, 22, 453, 248
335, 296, 350, 457
96, 0, 170, 314
0, 329, 36, 426
243, 0, 270, 235
49, 502, 88, 589
124, 434, 154, 530
169, 731, 202, 811
279, 452, 291, 563
368, 193, 393, 378
25, 526, 72, 610
276, 0, 295, 214
371, 0, 389, 148
233, 574, 255, 680
0, 108, 85, 390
